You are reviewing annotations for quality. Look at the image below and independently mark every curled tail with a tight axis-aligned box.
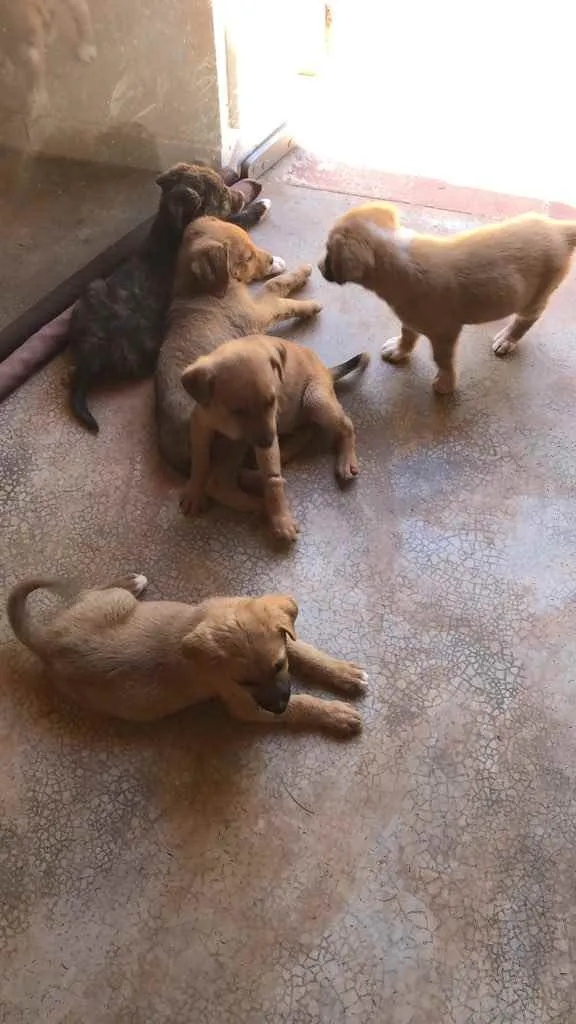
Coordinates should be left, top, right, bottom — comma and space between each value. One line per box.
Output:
7, 577, 75, 657
330, 351, 370, 382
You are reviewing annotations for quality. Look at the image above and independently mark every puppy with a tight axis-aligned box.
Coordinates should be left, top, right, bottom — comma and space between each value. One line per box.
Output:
67, 164, 267, 433
0, 0, 97, 117
155, 217, 322, 482
319, 201, 576, 394
180, 336, 369, 543
7, 573, 367, 736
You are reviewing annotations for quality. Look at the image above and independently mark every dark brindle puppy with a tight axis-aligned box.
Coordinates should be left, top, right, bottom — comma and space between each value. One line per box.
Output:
67, 163, 270, 433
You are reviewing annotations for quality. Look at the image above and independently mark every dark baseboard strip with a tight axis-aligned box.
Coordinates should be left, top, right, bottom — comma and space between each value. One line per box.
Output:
240, 124, 296, 180
0, 308, 72, 404
0, 214, 153, 364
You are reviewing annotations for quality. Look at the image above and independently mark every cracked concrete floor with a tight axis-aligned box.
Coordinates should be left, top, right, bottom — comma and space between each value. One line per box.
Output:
1, 181, 576, 1023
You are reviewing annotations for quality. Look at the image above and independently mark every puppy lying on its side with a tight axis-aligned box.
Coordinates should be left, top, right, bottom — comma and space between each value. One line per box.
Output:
67, 164, 268, 433
155, 217, 322, 480
7, 574, 366, 736
319, 201, 576, 394
180, 336, 369, 543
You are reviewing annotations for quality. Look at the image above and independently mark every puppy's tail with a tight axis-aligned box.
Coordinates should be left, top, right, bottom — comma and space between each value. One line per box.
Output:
7, 577, 74, 657
69, 368, 99, 434
330, 351, 370, 383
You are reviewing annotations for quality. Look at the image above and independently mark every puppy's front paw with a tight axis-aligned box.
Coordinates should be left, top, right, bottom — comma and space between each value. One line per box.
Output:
180, 486, 208, 516
327, 662, 368, 697
433, 371, 456, 396
492, 327, 517, 357
270, 514, 300, 544
336, 452, 359, 483
304, 301, 322, 317
323, 700, 363, 737
381, 337, 410, 364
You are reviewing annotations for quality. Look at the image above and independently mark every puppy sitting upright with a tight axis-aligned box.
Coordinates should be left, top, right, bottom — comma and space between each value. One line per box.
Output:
180, 336, 368, 544
155, 217, 322, 481
319, 201, 576, 394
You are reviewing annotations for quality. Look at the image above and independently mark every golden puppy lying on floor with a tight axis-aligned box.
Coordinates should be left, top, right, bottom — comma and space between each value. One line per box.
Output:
7, 574, 366, 736
155, 216, 322, 478
180, 336, 368, 544
319, 201, 576, 394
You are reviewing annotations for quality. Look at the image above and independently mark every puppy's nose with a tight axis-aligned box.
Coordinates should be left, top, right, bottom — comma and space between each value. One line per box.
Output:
256, 679, 291, 715
318, 255, 333, 282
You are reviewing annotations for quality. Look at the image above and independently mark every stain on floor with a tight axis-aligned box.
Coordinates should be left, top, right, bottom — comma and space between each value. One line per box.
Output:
1, 181, 575, 1023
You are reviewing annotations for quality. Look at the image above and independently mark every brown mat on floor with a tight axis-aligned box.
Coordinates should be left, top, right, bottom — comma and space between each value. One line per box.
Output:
275, 148, 576, 220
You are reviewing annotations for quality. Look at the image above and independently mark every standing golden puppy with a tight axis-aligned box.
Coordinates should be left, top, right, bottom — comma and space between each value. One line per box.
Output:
180, 335, 368, 543
319, 201, 576, 394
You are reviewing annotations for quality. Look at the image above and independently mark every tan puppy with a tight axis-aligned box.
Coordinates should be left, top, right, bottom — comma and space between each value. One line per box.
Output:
7, 574, 367, 736
155, 216, 322, 481
319, 201, 576, 394
180, 335, 369, 543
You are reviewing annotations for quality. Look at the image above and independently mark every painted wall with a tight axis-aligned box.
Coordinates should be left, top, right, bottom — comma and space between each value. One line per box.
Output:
0, 0, 226, 170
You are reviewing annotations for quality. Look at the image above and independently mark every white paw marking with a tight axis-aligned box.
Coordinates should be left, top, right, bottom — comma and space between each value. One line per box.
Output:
360, 671, 369, 685
381, 338, 407, 364
492, 334, 516, 357
395, 226, 416, 241
260, 198, 272, 211
77, 43, 97, 63
131, 573, 148, 595
270, 256, 286, 274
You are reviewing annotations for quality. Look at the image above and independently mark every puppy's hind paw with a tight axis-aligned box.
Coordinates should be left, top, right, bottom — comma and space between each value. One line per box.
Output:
492, 328, 517, 357
270, 514, 300, 545
381, 337, 410, 364
124, 573, 148, 596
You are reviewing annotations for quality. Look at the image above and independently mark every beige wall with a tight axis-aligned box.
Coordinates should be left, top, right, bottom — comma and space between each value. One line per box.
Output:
0, 0, 228, 170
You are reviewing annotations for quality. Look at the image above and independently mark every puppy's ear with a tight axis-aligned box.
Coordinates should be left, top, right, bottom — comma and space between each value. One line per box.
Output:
188, 238, 230, 297
181, 357, 214, 405
164, 186, 202, 232
329, 231, 374, 284
268, 339, 287, 381
155, 163, 190, 192
181, 621, 220, 661
266, 594, 299, 641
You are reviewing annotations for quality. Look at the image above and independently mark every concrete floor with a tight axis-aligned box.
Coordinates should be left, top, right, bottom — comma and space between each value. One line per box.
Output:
1, 180, 576, 1023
